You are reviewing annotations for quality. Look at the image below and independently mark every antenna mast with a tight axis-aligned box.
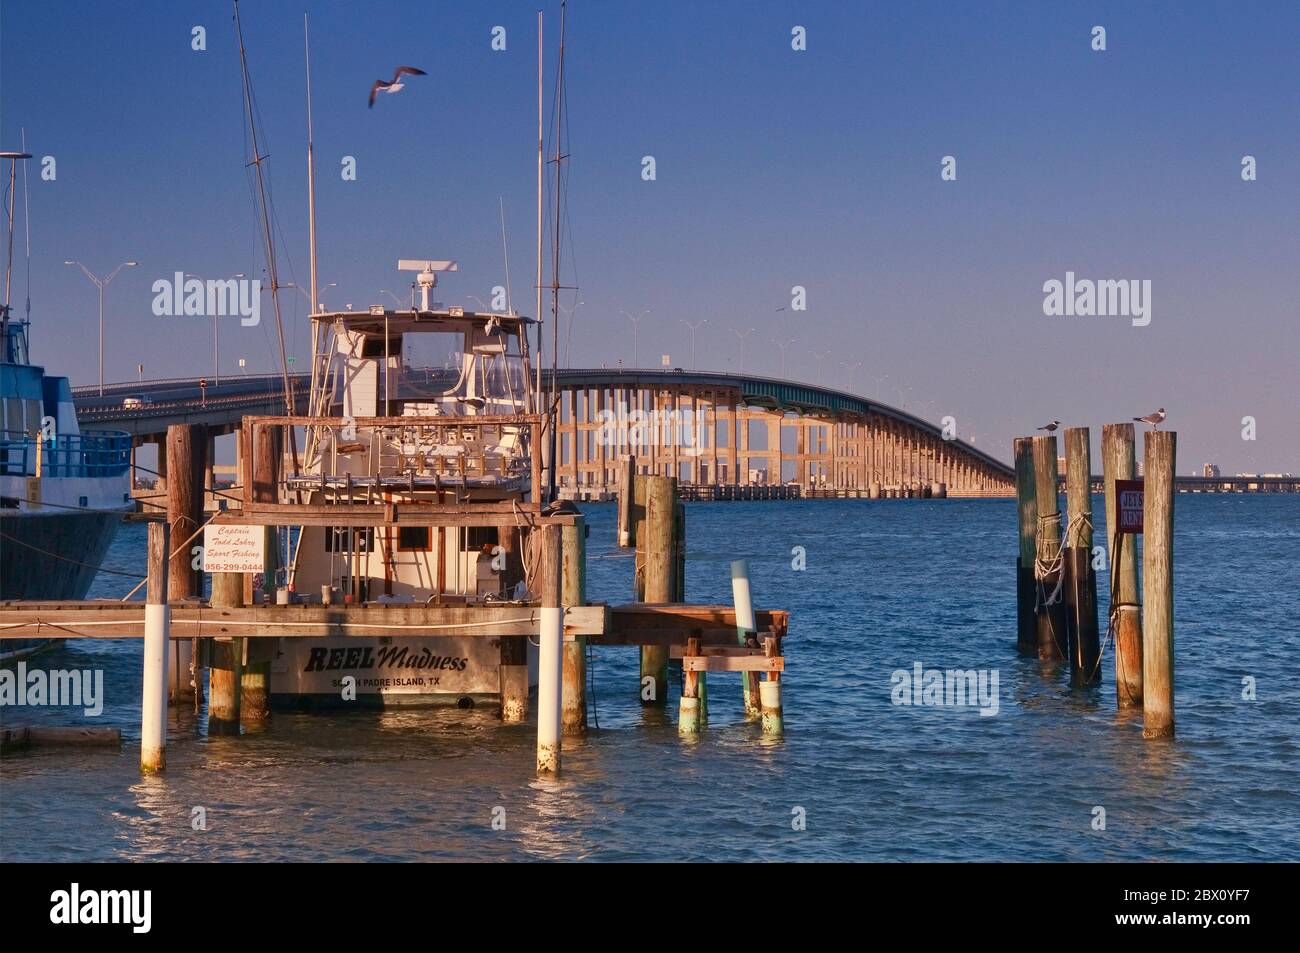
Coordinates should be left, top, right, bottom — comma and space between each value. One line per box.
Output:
305, 13, 319, 317
534, 10, 544, 403
233, 0, 294, 420
21, 129, 31, 328
499, 196, 512, 314
546, 0, 569, 502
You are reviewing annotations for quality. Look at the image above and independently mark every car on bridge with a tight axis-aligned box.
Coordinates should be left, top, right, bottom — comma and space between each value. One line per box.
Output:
121, 395, 154, 410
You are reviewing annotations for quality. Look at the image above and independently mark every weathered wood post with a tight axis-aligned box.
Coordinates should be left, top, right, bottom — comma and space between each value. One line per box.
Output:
617, 455, 635, 547
639, 475, 674, 706
674, 499, 700, 717
1031, 435, 1066, 660
731, 558, 761, 717
141, 522, 170, 772
166, 423, 206, 704
561, 517, 587, 734
237, 523, 275, 725
1013, 437, 1038, 655
208, 571, 244, 735
678, 634, 703, 736
536, 523, 563, 773
499, 523, 529, 723
1103, 423, 1143, 708
1064, 427, 1100, 685
632, 473, 647, 598
760, 636, 783, 735
1142, 430, 1176, 739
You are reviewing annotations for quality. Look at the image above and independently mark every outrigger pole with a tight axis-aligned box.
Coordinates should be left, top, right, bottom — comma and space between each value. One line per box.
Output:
534, 10, 546, 482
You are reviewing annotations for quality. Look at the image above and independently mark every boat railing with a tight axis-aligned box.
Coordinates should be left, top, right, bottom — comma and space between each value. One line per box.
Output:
238, 414, 544, 520
0, 429, 131, 478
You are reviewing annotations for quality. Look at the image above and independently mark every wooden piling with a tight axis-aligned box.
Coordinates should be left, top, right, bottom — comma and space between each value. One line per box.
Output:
141, 522, 170, 772
1064, 427, 1100, 685
251, 422, 281, 503
166, 423, 206, 602
166, 423, 206, 705
617, 455, 635, 547
639, 475, 674, 705
234, 527, 276, 724
1031, 435, 1066, 660
498, 523, 528, 722
674, 500, 699, 718
561, 517, 587, 735
1013, 438, 1038, 655
1142, 430, 1176, 739
760, 636, 783, 735
208, 571, 244, 735
678, 634, 702, 735
536, 523, 563, 773
1102, 423, 1143, 708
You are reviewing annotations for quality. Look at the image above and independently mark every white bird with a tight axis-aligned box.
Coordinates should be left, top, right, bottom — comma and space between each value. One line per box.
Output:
368, 66, 427, 108
1134, 408, 1166, 429
1037, 420, 1060, 432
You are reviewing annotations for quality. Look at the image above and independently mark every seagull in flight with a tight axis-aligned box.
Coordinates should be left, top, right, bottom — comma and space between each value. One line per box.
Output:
1134, 408, 1166, 430
1037, 420, 1060, 432
369, 66, 427, 108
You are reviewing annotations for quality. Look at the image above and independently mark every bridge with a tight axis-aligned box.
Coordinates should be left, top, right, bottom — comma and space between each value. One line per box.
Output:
74, 368, 1015, 499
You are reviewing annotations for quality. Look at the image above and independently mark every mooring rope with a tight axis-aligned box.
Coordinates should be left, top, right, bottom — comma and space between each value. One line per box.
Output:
1033, 512, 1066, 607
0, 529, 145, 578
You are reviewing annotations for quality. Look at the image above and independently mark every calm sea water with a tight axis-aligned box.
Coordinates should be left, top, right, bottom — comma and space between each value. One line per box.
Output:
2, 496, 1297, 862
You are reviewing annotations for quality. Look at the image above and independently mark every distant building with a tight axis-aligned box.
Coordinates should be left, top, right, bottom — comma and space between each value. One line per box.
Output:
1203, 463, 1221, 478
1057, 456, 1067, 476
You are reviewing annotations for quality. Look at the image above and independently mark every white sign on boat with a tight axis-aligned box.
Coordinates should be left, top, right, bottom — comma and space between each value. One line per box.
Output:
202, 524, 266, 573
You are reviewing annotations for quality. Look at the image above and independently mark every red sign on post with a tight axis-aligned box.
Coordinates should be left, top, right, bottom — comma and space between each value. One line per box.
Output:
1116, 479, 1144, 534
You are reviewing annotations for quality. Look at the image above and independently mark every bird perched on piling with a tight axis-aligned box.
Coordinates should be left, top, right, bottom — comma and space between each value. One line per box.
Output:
1134, 408, 1166, 430
1037, 420, 1060, 432
368, 66, 427, 108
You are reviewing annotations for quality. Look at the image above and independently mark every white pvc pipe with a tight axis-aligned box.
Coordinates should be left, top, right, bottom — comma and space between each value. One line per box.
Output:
731, 559, 759, 716
141, 602, 170, 772
536, 605, 563, 773
731, 559, 755, 641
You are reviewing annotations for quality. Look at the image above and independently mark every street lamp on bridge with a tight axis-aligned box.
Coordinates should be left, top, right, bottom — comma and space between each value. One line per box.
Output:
64, 259, 137, 397
621, 309, 649, 367
680, 318, 707, 370
731, 327, 756, 374
772, 337, 795, 378
185, 272, 245, 387
841, 360, 863, 393
810, 349, 832, 382
285, 280, 336, 312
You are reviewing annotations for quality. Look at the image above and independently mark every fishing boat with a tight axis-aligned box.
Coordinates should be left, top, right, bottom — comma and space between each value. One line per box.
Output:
222, 5, 561, 707
0, 149, 132, 661
260, 260, 546, 706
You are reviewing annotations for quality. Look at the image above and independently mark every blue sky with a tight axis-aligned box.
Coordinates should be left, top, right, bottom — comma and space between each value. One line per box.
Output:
1, 0, 1297, 472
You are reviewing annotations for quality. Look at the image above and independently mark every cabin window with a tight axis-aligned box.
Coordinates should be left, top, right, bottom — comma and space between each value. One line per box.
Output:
361, 334, 403, 358
79, 496, 89, 508
325, 526, 373, 552
465, 526, 499, 550
397, 526, 432, 551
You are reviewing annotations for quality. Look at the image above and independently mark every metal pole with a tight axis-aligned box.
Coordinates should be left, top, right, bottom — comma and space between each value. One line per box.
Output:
98, 282, 105, 397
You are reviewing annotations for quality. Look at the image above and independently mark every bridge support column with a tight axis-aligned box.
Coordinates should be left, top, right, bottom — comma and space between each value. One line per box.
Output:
738, 408, 749, 484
